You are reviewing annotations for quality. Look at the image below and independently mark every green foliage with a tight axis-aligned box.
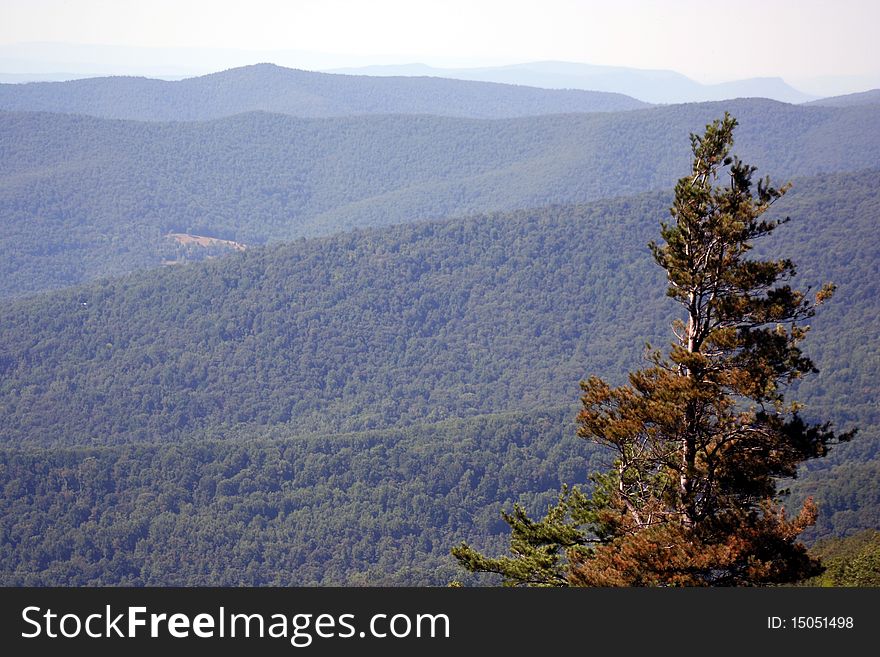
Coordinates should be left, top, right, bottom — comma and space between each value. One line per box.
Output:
0, 408, 605, 585
2, 100, 880, 297
789, 457, 880, 542
803, 530, 880, 586
452, 486, 593, 586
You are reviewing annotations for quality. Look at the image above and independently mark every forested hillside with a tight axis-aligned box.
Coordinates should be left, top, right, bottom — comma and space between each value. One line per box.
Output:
0, 63, 647, 120
0, 193, 672, 446
0, 168, 875, 584
0, 407, 604, 585
1, 169, 873, 447
2, 99, 880, 298
802, 530, 880, 586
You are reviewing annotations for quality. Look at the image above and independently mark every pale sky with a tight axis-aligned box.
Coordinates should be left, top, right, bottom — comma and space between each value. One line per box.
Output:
1, 0, 878, 86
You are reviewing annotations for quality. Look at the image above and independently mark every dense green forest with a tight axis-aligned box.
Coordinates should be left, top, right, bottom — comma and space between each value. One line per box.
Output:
0, 409, 869, 585
0, 407, 600, 585
802, 530, 880, 586
0, 192, 672, 445
2, 99, 879, 298
0, 168, 875, 584
0, 63, 647, 120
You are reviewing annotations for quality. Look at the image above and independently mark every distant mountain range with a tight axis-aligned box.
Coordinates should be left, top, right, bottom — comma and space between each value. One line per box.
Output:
0, 63, 647, 121
5, 60, 876, 111
4, 41, 878, 99
329, 61, 818, 104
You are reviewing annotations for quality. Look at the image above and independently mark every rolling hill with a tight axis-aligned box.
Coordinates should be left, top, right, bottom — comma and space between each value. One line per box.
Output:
0, 63, 648, 121
3, 99, 880, 299
0, 169, 873, 448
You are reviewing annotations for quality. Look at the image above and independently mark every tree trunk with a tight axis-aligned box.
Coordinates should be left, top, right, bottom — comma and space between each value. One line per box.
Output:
680, 291, 699, 524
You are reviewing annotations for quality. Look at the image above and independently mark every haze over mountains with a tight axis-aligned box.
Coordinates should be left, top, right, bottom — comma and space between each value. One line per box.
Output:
0, 63, 648, 121
0, 56, 878, 585
330, 61, 819, 104
3, 58, 877, 113
5, 41, 878, 102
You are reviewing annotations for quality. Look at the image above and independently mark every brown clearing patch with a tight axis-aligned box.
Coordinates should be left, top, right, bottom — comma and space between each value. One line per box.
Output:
167, 233, 247, 251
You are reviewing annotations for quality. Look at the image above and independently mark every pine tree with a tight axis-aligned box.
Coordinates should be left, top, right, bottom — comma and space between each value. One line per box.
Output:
451, 486, 592, 586
453, 113, 854, 586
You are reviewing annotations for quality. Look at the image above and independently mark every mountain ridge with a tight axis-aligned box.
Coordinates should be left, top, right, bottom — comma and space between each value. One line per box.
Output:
0, 63, 648, 121
809, 88, 880, 107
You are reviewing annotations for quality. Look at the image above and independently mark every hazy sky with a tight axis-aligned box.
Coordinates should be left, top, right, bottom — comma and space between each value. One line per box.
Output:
1, 0, 878, 84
